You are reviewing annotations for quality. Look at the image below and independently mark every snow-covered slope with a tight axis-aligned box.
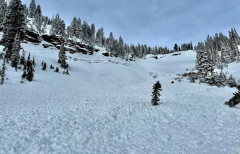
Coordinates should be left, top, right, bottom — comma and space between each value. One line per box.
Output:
0, 41, 240, 154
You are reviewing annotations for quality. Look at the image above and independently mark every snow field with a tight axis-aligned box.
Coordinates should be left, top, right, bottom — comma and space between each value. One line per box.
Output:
0, 42, 240, 153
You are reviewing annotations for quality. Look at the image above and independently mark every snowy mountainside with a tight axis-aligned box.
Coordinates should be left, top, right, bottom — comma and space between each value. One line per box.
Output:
0, 41, 240, 153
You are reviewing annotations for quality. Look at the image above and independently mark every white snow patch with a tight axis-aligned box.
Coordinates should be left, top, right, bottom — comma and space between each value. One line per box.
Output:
0, 45, 240, 154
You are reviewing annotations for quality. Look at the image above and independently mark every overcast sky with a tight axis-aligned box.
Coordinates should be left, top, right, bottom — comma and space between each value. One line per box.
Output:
21, 0, 240, 48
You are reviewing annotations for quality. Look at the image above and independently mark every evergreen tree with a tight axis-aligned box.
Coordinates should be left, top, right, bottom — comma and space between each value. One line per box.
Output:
0, 0, 6, 29
118, 36, 124, 57
29, 0, 36, 18
219, 70, 227, 86
96, 27, 104, 47
225, 85, 240, 107
1, 0, 25, 58
26, 53, 31, 71
20, 50, 26, 65
151, 81, 162, 106
229, 28, 240, 62
1, 56, 6, 85
174, 44, 179, 52
108, 32, 114, 52
35, 4, 42, 16
35, 12, 43, 32
90, 23, 95, 44
23, 4, 28, 17
227, 74, 237, 87
26, 64, 34, 81
11, 33, 21, 69
196, 42, 205, 82
70, 17, 78, 37
58, 41, 68, 68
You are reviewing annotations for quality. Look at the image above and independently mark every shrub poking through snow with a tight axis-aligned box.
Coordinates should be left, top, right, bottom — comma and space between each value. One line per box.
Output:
227, 74, 237, 87
50, 64, 54, 69
42, 62, 46, 70
225, 85, 240, 107
151, 81, 162, 106
54, 67, 59, 72
21, 71, 26, 83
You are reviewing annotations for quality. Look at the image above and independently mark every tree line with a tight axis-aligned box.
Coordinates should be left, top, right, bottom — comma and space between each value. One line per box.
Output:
0, 0, 193, 60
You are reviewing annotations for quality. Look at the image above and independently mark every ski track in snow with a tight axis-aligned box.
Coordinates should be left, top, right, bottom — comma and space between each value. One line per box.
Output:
0, 41, 240, 154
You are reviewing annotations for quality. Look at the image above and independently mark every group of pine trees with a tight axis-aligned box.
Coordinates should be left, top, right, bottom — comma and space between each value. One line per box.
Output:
196, 28, 240, 87
174, 42, 193, 52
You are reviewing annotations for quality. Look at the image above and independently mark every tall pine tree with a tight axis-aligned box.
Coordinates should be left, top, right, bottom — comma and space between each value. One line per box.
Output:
1, 55, 6, 85
11, 33, 21, 69
29, 0, 36, 18
1, 0, 25, 58
58, 41, 68, 68
0, 0, 6, 30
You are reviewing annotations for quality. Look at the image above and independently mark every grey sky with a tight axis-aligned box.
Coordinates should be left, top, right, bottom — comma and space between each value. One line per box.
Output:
22, 0, 240, 48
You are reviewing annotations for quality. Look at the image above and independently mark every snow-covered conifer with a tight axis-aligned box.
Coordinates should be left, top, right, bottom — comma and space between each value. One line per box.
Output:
225, 85, 240, 107
20, 50, 26, 65
29, 0, 36, 18
151, 81, 162, 106
118, 36, 124, 57
108, 32, 114, 52
11, 33, 21, 69
58, 41, 68, 68
0, 0, 6, 29
36, 4, 42, 16
1, 56, 6, 85
26, 64, 34, 82
1, 0, 25, 58
229, 28, 240, 62
227, 74, 237, 87
96, 28, 104, 47
27, 53, 31, 71
90, 23, 95, 45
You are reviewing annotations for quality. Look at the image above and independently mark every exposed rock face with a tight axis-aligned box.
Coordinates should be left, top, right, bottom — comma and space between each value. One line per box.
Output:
24, 30, 41, 43
42, 44, 54, 48
102, 52, 118, 57
41, 34, 93, 54
23, 30, 96, 55
42, 34, 62, 45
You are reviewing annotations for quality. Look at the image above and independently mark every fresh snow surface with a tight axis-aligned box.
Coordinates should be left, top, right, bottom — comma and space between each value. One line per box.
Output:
0, 41, 240, 154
